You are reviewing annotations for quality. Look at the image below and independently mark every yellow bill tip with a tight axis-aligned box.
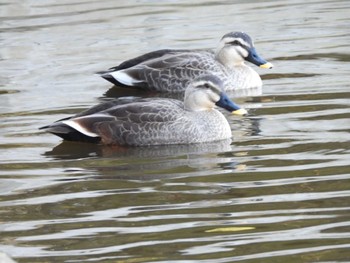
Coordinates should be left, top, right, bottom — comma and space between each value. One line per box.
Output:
259, 62, 273, 69
232, 108, 248, 116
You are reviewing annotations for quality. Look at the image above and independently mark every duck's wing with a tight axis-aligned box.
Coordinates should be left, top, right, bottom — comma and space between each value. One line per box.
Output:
96, 100, 189, 145
98, 49, 193, 86
143, 52, 222, 92
99, 50, 217, 92
41, 99, 186, 146
101, 49, 193, 72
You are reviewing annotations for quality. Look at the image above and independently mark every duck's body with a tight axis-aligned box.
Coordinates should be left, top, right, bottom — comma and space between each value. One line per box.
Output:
40, 75, 247, 146
99, 32, 273, 93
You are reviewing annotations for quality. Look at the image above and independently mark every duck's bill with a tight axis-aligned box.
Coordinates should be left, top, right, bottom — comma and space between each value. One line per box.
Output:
215, 93, 248, 116
259, 62, 274, 69
246, 47, 273, 69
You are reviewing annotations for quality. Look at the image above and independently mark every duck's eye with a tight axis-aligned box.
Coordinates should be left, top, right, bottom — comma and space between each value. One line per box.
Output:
204, 83, 210, 89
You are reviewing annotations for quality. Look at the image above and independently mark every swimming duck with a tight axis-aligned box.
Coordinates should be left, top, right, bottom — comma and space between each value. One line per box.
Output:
99, 31, 273, 93
40, 75, 247, 146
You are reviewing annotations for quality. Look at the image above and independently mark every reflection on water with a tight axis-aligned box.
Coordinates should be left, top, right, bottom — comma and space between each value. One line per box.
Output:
45, 139, 234, 160
43, 139, 241, 181
1, 0, 350, 262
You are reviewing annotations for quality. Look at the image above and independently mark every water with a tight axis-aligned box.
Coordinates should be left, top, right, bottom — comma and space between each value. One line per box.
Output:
1, 0, 350, 262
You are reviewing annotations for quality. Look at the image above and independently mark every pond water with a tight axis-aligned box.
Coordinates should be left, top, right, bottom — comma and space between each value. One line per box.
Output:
1, 0, 350, 262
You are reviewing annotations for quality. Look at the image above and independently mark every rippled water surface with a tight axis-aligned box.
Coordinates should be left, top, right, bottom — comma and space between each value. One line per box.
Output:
1, 0, 350, 262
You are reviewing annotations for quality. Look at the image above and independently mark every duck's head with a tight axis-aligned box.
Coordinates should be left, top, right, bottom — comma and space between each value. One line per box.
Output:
184, 74, 247, 115
216, 31, 273, 69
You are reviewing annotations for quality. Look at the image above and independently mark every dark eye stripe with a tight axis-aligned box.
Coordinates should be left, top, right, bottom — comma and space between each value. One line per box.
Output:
229, 40, 248, 50
207, 82, 221, 94
196, 81, 220, 94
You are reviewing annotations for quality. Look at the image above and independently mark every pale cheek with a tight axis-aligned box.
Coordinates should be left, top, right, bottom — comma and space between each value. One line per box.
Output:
232, 46, 248, 59
195, 93, 215, 109
223, 47, 245, 63
240, 48, 249, 58
194, 93, 207, 106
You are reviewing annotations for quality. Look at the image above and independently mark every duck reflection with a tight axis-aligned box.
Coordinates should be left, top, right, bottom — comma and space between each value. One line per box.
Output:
43, 139, 247, 180
44, 138, 233, 160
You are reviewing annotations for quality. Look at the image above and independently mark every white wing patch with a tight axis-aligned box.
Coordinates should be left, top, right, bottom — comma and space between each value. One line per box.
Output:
62, 119, 99, 138
109, 70, 143, 86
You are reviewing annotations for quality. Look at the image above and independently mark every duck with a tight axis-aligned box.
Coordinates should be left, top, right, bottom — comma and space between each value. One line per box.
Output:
98, 31, 273, 93
40, 75, 247, 146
